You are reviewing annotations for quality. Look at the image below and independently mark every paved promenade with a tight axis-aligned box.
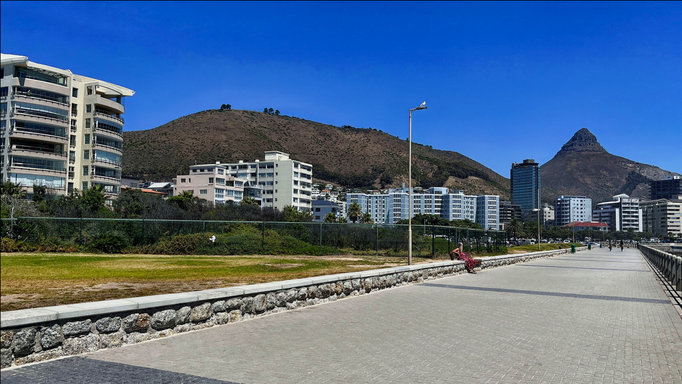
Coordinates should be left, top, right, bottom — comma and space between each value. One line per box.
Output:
3, 248, 682, 383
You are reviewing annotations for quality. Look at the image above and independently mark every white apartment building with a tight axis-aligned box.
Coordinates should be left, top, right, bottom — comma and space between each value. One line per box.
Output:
593, 194, 642, 232
641, 198, 682, 237
554, 196, 592, 226
1, 54, 133, 199
173, 162, 255, 205
542, 203, 555, 225
348, 187, 500, 229
220, 151, 313, 211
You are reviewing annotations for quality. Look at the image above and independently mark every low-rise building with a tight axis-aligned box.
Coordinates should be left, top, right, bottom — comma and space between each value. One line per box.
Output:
592, 194, 642, 232
312, 200, 343, 222
641, 198, 682, 237
554, 196, 592, 226
173, 163, 245, 205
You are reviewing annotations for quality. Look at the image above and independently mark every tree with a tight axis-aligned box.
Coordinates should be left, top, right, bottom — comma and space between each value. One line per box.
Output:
226, 104, 231, 110
283, 206, 313, 222
348, 202, 362, 223
506, 219, 524, 240
32, 185, 47, 203
275, 110, 280, 115
268, 108, 274, 114
0, 181, 26, 199
264, 108, 269, 113
240, 197, 258, 206
324, 212, 338, 223
361, 212, 373, 224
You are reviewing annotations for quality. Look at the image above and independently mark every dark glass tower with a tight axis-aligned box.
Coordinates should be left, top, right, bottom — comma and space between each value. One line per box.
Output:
511, 159, 541, 221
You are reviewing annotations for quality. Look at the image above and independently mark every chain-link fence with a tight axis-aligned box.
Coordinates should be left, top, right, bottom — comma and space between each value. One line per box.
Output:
1, 217, 506, 257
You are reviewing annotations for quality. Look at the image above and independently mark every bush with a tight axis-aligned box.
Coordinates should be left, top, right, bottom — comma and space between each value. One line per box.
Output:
1, 238, 36, 252
88, 234, 129, 254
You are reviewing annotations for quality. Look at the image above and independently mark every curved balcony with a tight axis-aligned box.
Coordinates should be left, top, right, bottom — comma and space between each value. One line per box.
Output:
93, 157, 122, 169
93, 142, 123, 154
94, 126, 123, 139
94, 111, 124, 125
7, 165, 67, 175
91, 174, 121, 184
95, 95, 125, 114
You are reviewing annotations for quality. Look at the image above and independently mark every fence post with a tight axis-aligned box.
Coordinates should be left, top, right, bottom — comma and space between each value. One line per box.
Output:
376, 225, 379, 256
141, 219, 145, 246
202, 221, 206, 246
448, 227, 451, 253
431, 225, 435, 258
319, 222, 323, 256
79, 217, 83, 246
262, 221, 265, 253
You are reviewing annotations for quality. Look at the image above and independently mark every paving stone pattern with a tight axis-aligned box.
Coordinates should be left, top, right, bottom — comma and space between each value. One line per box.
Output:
3, 248, 682, 383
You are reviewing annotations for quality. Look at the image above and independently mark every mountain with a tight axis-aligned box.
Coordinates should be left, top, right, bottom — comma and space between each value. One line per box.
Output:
541, 128, 680, 203
122, 109, 510, 198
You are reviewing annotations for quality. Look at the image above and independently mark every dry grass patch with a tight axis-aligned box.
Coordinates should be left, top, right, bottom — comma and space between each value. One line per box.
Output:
1, 253, 433, 311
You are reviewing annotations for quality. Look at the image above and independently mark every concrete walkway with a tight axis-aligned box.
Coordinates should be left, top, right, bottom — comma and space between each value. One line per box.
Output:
3, 248, 682, 383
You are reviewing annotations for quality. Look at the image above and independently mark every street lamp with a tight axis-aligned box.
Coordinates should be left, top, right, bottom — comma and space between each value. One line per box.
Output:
532, 187, 541, 251
408, 101, 427, 265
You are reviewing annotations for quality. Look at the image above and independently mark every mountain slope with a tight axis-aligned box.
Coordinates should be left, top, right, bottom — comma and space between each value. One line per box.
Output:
541, 128, 679, 203
122, 109, 510, 198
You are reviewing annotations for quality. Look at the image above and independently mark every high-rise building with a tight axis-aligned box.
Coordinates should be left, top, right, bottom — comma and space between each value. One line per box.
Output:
220, 151, 313, 211
510, 159, 541, 221
1, 54, 133, 197
592, 194, 642, 232
641, 198, 682, 237
650, 176, 682, 200
554, 196, 592, 226
1, 54, 133, 200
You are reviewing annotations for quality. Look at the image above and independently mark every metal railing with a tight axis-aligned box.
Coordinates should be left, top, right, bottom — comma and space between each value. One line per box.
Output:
10, 145, 67, 157
639, 244, 682, 292
94, 111, 124, 125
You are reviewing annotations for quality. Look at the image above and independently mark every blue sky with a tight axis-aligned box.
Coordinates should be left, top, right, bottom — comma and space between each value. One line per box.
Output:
2, 1, 680, 177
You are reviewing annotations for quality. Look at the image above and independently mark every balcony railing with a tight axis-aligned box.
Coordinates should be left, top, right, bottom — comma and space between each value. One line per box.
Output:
93, 158, 122, 168
11, 127, 68, 141
7, 165, 67, 175
94, 111, 124, 125
92, 174, 121, 183
12, 92, 69, 108
10, 145, 67, 157
95, 126, 123, 138
12, 108, 69, 125
93, 142, 123, 153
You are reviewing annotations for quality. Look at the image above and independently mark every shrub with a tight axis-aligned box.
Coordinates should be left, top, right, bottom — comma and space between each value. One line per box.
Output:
88, 234, 129, 254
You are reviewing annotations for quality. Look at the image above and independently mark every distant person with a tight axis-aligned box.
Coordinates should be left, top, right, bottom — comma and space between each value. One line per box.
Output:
620, 240, 624, 252
609, 241, 612, 251
450, 242, 477, 274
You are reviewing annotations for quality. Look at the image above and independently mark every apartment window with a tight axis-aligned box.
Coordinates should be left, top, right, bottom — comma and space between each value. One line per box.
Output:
83, 166, 89, 176
315, 208, 320, 212
294, 172, 299, 177
84, 134, 90, 144
181, 178, 186, 183
199, 189, 207, 195
83, 150, 89, 160
68, 182, 74, 193
192, 169, 197, 173
72, 88, 78, 97
275, 172, 278, 176
82, 181, 88, 191
87, 87, 93, 95
71, 104, 77, 116
259, 173, 266, 178
189, 178, 191, 183
208, 177, 214, 184
218, 169, 224, 175
85, 104, 92, 113
85, 118, 91, 129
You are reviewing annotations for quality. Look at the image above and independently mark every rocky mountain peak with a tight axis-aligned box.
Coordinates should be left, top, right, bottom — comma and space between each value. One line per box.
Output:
558, 128, 606, 154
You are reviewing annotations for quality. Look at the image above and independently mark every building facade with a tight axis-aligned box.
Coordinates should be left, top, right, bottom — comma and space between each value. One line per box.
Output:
173, 163, 247, 205
347, 187, 500, 229
1, 54, 133, 199
650, 176, 682, 200
554, 196, 592, 226
510, 159, 541, 221
592, 194, 642, 232
312, 199, 344, 222
641, 198, 682, 237
219, 151, 312, 212
499, 200, 522, 225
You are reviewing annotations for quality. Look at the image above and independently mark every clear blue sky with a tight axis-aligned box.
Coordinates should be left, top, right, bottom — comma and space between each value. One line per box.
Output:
2, 1, 680, 177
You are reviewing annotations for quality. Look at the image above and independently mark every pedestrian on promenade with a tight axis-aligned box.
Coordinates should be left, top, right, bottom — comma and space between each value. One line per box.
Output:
620, 240, 624, 252
609, 241, 612, 251
450, 242, 477, 274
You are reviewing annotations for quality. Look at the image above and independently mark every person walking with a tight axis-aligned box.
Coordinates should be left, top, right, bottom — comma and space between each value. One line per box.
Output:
620, 240, 624, 252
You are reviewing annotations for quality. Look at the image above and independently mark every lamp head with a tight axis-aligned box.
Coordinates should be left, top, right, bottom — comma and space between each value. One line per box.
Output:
414, 101, 428, 110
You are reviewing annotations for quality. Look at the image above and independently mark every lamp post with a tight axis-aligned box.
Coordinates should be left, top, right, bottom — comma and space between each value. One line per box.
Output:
408, 101, 427, 265
532, 188, 541, 251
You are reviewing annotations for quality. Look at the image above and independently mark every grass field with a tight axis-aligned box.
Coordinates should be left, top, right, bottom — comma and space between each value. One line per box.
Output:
1, 253, 442, 311
508, 243, 579, 253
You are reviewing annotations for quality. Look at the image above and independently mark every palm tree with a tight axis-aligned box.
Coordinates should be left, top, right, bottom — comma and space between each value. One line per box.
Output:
361, 212, 373, 224
0, 181, 26, 199
324, 212, 338, 223
348, 202, 362, 223
240, 197, 258, 206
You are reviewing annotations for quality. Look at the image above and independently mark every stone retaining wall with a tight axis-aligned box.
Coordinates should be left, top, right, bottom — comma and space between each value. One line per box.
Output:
0, 247, 585, 369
